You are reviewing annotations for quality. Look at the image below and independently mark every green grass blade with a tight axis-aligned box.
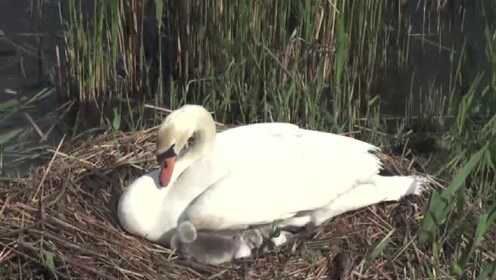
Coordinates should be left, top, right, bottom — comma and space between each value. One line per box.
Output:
419, 146, 488, 245
366, 228, 395, 263
0, 128, 24, 145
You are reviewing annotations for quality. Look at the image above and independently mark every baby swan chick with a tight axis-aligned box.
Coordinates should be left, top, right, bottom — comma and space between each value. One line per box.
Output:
171, 222, 271, 265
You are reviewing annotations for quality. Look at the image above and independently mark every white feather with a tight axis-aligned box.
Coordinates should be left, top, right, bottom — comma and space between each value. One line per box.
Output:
181, 124, 383, 230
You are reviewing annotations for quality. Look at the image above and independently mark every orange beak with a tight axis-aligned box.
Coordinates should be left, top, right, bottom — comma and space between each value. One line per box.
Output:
159, 156, 176, 187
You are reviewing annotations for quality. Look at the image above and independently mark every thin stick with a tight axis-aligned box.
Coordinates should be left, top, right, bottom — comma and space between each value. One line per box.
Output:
144, 104, 172, 113
47, 149, 97, 167
23, 112, 46, 141
32, 135, 65, 202
0, 196, 10, 217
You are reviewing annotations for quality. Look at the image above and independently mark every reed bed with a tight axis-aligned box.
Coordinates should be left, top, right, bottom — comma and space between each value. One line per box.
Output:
1, 126, 434, 279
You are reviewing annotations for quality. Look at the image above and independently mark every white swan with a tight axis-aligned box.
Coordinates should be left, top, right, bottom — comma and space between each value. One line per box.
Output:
117, 104, 426, 263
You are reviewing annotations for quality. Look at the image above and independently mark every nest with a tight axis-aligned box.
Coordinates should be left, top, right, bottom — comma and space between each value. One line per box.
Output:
0, 127, 432, 279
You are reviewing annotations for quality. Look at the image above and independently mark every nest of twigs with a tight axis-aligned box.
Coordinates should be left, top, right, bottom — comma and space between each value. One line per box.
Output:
1, 127, 433, 279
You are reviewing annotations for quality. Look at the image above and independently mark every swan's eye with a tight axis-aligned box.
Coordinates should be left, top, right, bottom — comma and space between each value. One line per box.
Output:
187, 136, 195, 147
156, 144, 176, 162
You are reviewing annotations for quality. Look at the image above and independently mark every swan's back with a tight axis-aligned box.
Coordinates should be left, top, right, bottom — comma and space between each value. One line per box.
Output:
182, 123, 383, 229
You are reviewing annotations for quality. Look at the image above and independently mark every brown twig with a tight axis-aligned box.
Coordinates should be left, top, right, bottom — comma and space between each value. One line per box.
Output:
32, 135, 66, 202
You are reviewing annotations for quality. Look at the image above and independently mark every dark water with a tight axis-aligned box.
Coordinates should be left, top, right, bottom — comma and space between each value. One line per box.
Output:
0, 0, 492, 176
0, 0, 62, 176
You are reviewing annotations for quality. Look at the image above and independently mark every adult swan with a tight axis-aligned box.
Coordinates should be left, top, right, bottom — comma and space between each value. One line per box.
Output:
118, 105, 426, 263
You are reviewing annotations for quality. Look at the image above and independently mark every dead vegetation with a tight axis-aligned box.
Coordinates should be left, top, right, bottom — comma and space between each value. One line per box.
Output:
0, 128, 433, 279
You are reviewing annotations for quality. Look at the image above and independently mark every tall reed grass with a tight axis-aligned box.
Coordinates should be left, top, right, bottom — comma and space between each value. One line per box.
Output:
60, 1, 409, 134
61, 0, 147, 129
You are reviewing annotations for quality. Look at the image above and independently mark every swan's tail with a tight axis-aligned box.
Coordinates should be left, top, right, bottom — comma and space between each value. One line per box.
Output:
311, 175, 429, 225
371, 175, 428, 198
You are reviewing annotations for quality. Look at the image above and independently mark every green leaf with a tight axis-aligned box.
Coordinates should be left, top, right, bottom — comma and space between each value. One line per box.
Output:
0, 99, 19, 112
112, 108, 121, 131
366, 229, 395, 262
334, 9, 348, 86
453, 203, 496, 277
41, 249, 58, 280
419, 146, 487, 244
155, 0, 164, 29
0, 128, 23, 145
477, 262, 496, 280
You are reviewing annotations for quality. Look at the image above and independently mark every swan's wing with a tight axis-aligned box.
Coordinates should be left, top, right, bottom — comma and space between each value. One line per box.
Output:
181, 123, 382, 230
217, 122, 300, 138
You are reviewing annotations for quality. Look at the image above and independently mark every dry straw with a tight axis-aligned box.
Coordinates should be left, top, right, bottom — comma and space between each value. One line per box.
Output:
0, 127, 430, 279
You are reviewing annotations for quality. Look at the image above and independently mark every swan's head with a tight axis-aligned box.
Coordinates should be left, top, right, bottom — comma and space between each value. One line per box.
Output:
156, 105, 216, 187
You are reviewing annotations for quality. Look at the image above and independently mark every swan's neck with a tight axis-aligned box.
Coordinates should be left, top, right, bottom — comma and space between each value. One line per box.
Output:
170, 109, 216, 186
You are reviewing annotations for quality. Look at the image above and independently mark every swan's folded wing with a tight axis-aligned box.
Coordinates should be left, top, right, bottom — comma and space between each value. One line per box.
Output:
180, 124, 382, 231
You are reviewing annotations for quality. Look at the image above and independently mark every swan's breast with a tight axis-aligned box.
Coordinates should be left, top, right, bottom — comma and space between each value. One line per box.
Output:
117, 172, 170, 241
